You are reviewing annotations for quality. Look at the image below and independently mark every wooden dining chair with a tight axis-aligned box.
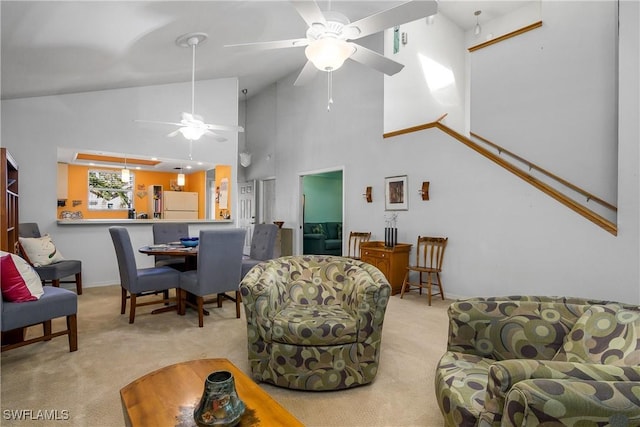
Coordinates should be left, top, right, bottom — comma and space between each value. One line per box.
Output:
346, 231, 371, 260
400, 236, 448, 305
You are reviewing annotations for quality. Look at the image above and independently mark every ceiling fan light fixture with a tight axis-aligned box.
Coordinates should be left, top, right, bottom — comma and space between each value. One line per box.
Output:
178, 126, 206, 141
305, 37, 354, 71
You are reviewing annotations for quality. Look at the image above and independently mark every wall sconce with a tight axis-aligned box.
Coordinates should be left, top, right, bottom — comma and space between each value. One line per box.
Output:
363, 186, 372, 203
418, 182, 430, 200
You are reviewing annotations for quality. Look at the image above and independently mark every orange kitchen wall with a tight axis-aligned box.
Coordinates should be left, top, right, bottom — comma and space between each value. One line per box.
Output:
214, 165, 232, 220
57, 165, 205, 219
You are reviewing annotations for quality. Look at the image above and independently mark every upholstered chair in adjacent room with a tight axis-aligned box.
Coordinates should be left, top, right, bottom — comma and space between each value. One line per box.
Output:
241, 223, 278, 279
240, 255, 391, 391
179, 229, 245, 327
18, 222, 83, 294
152, 222, 189, 270
108, 226, 181, 324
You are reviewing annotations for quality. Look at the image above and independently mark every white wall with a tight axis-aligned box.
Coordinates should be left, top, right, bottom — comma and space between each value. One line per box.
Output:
245, 2, 639, 304
1, 78, 240, 287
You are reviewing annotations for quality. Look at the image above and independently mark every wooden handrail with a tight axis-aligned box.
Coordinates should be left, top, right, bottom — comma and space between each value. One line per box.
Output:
470, 132, 617, 212
468, 21, 543, 52
383, 119, 617, 236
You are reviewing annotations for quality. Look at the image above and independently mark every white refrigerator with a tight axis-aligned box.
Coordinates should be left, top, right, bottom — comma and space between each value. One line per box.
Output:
163, 191, 198, 219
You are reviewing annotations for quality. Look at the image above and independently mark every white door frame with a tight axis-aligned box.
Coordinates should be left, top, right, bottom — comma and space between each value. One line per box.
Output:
297, 166, 345, 255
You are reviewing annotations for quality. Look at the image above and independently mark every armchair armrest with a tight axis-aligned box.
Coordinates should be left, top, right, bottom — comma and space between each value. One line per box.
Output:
500, 379, 640, 427
484, 359, 640, 417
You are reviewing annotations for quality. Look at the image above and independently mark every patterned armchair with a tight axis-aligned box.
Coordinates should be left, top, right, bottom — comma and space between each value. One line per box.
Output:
240, 255, 391, 391
435, 296, 640, 426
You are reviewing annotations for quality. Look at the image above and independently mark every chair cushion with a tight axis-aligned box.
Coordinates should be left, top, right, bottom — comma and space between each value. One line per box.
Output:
553, 305, 640, 366
1, 286, 77, 331
272, 301, 359, 346
1, 252, 43, 301
32, 259, 81, 281
19, 235, 65, 266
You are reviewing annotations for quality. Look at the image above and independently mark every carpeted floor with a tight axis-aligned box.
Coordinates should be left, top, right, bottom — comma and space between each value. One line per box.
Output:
1, 285, 450, 426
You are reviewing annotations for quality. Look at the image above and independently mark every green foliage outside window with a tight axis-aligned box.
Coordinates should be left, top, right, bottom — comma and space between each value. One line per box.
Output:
88, 170, 133, 210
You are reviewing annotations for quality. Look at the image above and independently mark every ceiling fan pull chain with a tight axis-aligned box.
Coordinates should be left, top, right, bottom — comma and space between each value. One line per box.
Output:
327, 71, 334, 112
189, 140, 193, 160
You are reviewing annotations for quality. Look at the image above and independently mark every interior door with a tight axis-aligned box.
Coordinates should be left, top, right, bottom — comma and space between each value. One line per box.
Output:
238, 181, 256, 255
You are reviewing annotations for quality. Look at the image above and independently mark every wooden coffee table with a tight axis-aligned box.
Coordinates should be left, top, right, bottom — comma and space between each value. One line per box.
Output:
120, 358, 303, 427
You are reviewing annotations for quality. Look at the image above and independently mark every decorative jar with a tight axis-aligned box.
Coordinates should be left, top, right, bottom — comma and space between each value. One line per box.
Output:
194, 370, 245, 427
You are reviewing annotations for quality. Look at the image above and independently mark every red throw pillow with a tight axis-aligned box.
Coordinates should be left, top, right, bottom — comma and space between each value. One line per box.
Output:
1, 254, 37, 302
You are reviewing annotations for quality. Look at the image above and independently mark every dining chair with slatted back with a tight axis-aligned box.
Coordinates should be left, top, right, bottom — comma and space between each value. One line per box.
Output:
18, 223, 83, 295
179, 229, 245, 327
400, 236, 448, 305
152, 222, 189, 270
109, 226, 181, 323
346, 231, 371, 259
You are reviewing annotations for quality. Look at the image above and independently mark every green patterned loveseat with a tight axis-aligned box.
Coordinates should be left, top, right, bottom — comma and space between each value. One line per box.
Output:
240, 255, 391, 391
435, 296, 640, 426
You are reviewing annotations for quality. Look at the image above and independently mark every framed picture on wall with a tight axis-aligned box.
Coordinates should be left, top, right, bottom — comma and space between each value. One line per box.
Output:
385, 175, 408, 211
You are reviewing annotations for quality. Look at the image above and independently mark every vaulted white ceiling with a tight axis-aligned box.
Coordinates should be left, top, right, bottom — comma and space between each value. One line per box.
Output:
1, 1, 530, 100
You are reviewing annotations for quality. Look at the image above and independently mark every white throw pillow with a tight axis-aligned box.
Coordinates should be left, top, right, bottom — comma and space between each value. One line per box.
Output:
18, 235, 65, 267
0, 250, 44, 299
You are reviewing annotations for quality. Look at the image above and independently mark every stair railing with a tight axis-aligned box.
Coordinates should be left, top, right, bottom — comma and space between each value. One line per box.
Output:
383, 116, 618, 235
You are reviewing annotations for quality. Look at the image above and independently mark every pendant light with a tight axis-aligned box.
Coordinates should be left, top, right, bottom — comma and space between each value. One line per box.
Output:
177, 166, 185, 186
474, 10, 482, 36
239, 88, 252, 167
121, 157, 130, 182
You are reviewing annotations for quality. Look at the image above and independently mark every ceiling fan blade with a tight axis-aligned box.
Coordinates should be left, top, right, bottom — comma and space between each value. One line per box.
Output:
135, 119, 184, 127
167, 129, 181, 138
346, 0, 438, 40
349, 43, 405, 76
225, 38, 309, 51
293, 61, 319, 86
291, 1, 327, 28
204, 123, 244, 133
207, 132, 228, 143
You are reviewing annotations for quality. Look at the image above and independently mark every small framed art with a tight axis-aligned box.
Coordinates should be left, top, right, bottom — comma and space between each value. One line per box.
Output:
385, 175, 408, 211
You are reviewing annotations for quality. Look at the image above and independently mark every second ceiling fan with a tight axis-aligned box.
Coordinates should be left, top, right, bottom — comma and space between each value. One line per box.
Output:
225, 0, 438, 87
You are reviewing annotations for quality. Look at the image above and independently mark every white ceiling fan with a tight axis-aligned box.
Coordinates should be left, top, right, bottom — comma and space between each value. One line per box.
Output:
225, 1, 438, 87
137, 32, 244, 143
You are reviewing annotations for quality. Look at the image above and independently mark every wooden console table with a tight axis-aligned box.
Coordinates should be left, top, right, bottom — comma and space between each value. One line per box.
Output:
360, 241, 411, 295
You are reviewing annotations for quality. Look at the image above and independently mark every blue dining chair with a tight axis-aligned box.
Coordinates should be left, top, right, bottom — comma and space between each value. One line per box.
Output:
109, 226, 181, 324
152, 222, 189, 270
179, 229, 245, 327
241, 224, 278, 279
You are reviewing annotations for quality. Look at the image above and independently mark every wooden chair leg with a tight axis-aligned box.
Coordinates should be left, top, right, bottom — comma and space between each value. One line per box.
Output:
437, 272, 445, 300
52, 279, 60, 288
121, 287, 127, 314
400, 271, 410, 298
75, 272, 83, 295
427, 273, 433, 306
217, 293, 223, 308
197, 296, 204, 327
235, 291, 241, 318
129, 294, 136, 324
67, 314, 78, 352
43, 320, 52, 340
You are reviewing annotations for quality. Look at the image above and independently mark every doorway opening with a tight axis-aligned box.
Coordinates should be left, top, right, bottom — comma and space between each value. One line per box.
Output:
298, 168, 344, 255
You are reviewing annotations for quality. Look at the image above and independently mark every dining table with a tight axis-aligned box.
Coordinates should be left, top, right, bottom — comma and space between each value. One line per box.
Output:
138, 243, 206, 315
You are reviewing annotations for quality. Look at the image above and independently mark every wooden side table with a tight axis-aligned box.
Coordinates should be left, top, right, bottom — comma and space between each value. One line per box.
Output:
360, 241, 411, 295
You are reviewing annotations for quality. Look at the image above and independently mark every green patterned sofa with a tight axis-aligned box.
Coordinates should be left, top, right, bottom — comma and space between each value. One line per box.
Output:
435, 296, 640, 426
240, 255, 391, 390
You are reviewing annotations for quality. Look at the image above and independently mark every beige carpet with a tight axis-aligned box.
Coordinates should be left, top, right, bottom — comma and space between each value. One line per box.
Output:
1, 285, 450, 426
